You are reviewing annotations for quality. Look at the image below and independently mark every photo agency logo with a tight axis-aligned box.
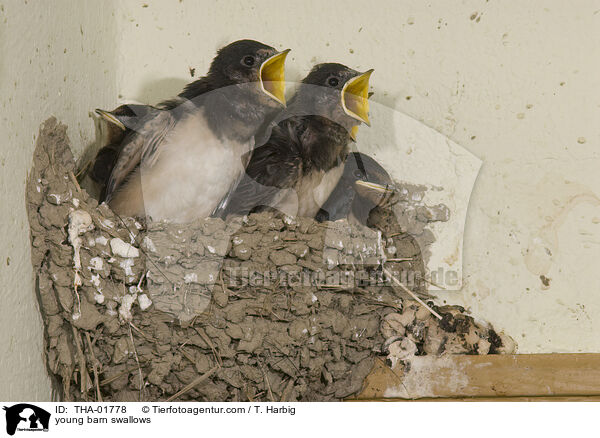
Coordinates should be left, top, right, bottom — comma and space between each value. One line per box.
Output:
2, 404, 50, 435
221, 266, 460, 290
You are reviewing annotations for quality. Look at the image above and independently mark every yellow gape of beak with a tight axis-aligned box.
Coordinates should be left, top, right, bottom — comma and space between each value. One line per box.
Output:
341, 69, 373, 126
355, 180, 395, 195
259, 49, 290, 106
95, 108, 126, 131
355, 179, 396, 206
350, 125, 359, 141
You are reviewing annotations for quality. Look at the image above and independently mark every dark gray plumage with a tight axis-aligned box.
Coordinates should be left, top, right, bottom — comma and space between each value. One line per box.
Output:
315, 152, 396, 225
214, 63, 373, 219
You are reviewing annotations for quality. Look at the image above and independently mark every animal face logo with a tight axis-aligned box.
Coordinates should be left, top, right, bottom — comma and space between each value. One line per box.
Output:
2, 404, 51, 436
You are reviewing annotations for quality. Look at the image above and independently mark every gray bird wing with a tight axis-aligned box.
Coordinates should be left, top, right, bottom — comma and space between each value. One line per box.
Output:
104, 109, 177, 202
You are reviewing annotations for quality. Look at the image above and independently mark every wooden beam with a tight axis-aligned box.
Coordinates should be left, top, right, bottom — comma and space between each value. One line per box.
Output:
353, 354, 600, 400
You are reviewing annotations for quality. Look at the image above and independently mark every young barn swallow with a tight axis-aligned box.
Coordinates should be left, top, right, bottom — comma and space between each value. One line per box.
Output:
315, 152, 396, 225
214, 63, 373, 218
104, 40, 290, 222
91, 104, 156, 199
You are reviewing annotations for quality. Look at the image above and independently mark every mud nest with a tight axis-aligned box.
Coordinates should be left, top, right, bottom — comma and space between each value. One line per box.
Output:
26, 118, 514, 402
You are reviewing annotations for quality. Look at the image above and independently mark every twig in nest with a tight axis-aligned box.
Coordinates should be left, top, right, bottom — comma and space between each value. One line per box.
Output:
73, 285, 82, 323
75, 159, 93, 179
71, 326, 91, 398
382, 266, 442, 320
194, 327, 222, 367
129, 321, 152, 342
85, 332, 103, 402
270, 308, 284, 320
68, 171, 82, 193
422, 276, 447, 290
218, 270, 238, 300
264, 340, 300, 375
100, 367, 138, 387
177, 344, 197, 368
128, 324, 145, 401
245, 312, 291, 322
260, 364, 275, 402
354, 292, 403, 311
386, 258, 414, 262
318, 284, 353, 290
280, 378, 294, 402
246, 387, 265, 402
165, 366, 219, 402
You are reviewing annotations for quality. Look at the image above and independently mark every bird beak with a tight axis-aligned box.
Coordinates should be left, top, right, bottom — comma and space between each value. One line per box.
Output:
341, 69, 373, 126
354, 180, 396, 206
350, 126, 359, 141
95, 108, 126, 131
355, 180, 395, 194
259, 49, 290, 106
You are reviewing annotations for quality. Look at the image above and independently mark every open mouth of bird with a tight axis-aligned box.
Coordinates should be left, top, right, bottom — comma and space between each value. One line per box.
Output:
354, 179, 396, 205
341, 69, 373, 125
95, 108, 126, 131
259, 49, 290, 106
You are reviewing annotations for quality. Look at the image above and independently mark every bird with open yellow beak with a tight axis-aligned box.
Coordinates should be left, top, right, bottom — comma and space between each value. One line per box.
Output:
103, 39, 289, 222
213, 63, 373, 219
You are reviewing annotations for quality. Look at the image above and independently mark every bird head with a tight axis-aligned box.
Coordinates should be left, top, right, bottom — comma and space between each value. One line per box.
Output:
208, 39, 290, 107
95, 104, 152, 131
345, 152, 396, 209
297, 63, 373, 139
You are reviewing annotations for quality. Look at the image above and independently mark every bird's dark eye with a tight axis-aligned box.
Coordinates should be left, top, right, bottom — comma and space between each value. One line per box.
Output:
327, 77, 339, 87
242, 55, 255, 67
353, 170, 364, 178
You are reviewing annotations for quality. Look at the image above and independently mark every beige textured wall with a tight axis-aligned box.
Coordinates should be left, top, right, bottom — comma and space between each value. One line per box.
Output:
0, 0, 598, 400
0, 0, 117, 400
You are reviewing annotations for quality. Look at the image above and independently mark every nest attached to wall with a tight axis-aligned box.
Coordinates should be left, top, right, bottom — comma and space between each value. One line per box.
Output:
26, 118, 514, 402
